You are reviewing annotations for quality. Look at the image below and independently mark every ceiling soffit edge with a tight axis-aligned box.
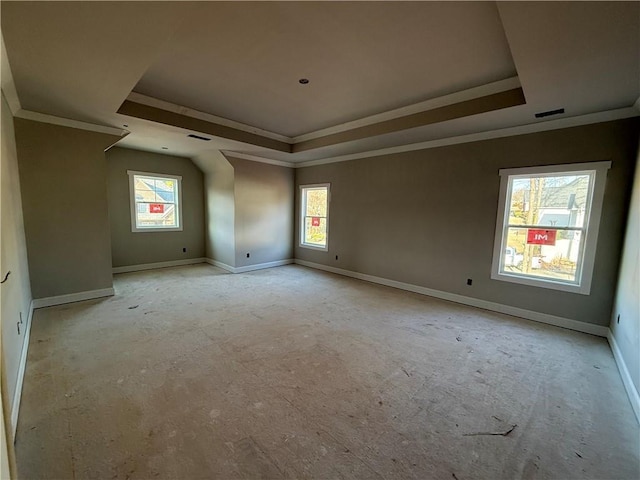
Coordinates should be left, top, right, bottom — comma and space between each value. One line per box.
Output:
117, 100, 292, 153
217, 107, 638, 169
119, 78, 525, 154
292, 77, 522, 142
292, 107, 639, 169
1, 31, 21, 115
292, 88, 525, 153
15, 109, 128, 138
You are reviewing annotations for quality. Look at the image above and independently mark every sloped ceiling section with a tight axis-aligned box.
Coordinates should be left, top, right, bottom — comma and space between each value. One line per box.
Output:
1, 1, 639, 164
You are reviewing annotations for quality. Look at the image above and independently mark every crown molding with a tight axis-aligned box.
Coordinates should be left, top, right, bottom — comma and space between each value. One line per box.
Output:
220, 150, 295, 168
291, 76, 522, 143
125, 78, 522, 151
126, 92, 292, 143
1, 31, 21, 115
15, 110, 128, 137
295, 106, 639, 168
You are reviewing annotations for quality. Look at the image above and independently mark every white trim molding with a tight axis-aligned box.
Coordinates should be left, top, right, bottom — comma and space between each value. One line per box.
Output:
126, 92, 292, 143
112, 258, 206, 274
14, 110, 128, 137
292, 76, 521, 143
10, 300, 35, 439
607, 330, 640, 423
205, 258, 235, 273
294, 107, 639, 169
32, 288, 115, 309
220, 151, 295, 168
294, 259, 608, 337
1, 32, 21, 115
234, 259, 294, 273
205, 258, 293, 274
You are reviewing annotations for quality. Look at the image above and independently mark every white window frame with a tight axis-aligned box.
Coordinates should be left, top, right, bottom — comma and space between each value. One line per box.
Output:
128, 170, 183, 233
300, 183, 330, 251
491, 161, 610, 295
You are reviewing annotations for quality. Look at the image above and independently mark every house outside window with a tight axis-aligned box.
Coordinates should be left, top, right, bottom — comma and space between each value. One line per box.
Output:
300, 184, 330, 250
128, 171, 183, 232
491, 161, 610, 294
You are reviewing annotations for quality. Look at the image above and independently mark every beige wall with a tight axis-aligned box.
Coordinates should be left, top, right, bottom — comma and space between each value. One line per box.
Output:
199, 151, 236, 267
610, 135, 640, 412
14, 119, 120, 299
1, 93, 32, 440
198, 153, 294, 269
295, 118, 639, 327
106, 147, 205, 267
229, 156, 294, 268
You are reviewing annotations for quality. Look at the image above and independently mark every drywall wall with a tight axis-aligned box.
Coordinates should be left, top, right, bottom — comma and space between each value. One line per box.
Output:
1, 92, 32, 437
107, 147, 205, 267
295, 118, 639, 327
14, 118, 120, 299
228, 156, 294, 268
198, 151, 236, 267
610, 136, 639, 413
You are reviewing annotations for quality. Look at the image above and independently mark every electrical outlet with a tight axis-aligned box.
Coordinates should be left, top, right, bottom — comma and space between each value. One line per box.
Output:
335, 255, 339, 260
182, 247, 187, 253
617, 314, 620, 324
466, 278, 473, 286
246, 253, 250, 258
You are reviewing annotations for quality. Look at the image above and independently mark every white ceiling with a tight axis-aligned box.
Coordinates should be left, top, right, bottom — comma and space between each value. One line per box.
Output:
1, 1, 639, 166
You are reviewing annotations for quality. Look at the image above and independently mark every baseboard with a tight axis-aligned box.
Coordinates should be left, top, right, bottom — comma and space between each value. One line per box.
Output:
10, 299, 34, 439
32, 287, 115, 309
294, 260, 608, 337
607, 330, 640, 423
234, 259, 294, 273
205, 258, 294, 274
205, 258, 235, 273
112, 257, 206, 274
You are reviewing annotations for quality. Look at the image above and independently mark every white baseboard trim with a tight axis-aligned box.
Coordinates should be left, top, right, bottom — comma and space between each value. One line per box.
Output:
607, 330, 640, 423
294, 260, 609, 337
205, 258, 235, 273
10, 299, 34, 439
112, 257, 206, 274
234, 259, 294, 273
32, 287, 115, 309
205, 258, 294, 274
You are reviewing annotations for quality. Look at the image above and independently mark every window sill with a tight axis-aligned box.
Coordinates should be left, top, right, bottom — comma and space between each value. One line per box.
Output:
299, 243, 328, 252
491, 271, 590, 295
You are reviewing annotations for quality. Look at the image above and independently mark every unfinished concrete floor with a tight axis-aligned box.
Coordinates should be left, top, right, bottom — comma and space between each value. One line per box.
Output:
16, 264, 639, 479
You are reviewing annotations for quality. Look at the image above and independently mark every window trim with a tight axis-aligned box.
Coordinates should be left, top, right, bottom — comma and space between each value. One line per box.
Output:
128, 170, 183, 233
299, 183, 330, 251
490, 161, 610, 295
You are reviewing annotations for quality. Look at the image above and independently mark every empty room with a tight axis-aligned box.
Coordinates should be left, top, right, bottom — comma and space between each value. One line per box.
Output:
1, 1, 639, 479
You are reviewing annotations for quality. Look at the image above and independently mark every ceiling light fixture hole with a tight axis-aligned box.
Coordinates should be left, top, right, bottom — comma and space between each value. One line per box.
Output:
299, 78, 310, 85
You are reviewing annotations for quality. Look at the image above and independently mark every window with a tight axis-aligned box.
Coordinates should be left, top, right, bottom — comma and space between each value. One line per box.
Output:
300, 184, 330, 250
128, 171, 182, 232
491, 161, 610, 294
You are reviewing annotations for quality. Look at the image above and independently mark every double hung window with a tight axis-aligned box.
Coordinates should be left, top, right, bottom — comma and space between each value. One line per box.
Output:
300, 184, 330, 250
128, 171, 182, 232
491, 162, 610, 294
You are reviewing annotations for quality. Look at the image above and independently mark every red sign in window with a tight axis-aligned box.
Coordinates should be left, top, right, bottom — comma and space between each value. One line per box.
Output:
311, 217, 321, 227
527, 229, 557, 245
150, 204, 165, 214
